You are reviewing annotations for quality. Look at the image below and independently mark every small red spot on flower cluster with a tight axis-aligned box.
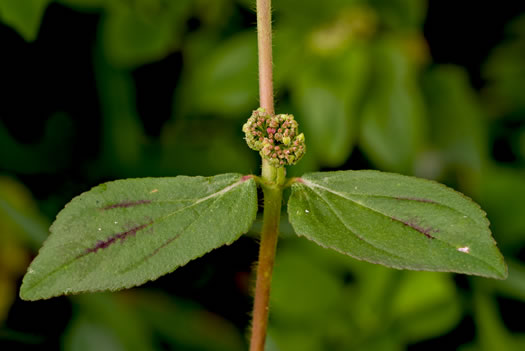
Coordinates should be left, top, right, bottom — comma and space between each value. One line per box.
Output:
242, 108, 305, 167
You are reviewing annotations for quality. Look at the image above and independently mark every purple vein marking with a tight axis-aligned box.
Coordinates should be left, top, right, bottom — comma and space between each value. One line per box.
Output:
102, 200, 152, 210
302, 179, 439, 240
393, 216, 437, 239
150, 234, 182, 259
394, 196, 437, 204
84, 221, 153, 255
118, 232, 183, 275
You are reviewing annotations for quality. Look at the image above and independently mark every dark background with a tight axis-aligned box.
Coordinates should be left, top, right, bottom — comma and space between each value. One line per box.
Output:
1, 0, 525, 350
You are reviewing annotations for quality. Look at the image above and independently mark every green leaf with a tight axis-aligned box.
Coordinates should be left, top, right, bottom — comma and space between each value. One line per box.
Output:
64, 293, 155, 351
270, 242, 343, 322
58, 0, 107, 12
494, 260, 525, 301
479, 166, 525, 247
288, 171, 507, 279
0, 112, 74, 174
371, 0, 427, 29
293, 47, 369, 167
422, 66, 487, 172
64, 316, 126, 351
391, 272, 461, 342
179, 31, 258, 118
100, 0, 191, 67
360, 39, 426, 173
0, 176, 49, 248
20, 174, 257, 300
0, 0, 51, 41
94, 43, 146, 176
134, 291, 246, 351
483, 15, 525, 113
473, 290, 516, 351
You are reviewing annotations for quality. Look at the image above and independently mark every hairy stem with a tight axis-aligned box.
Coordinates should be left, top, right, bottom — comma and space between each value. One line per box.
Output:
250, 1, 279, 349
256, 0, 274, 115
250, 161, 284, 351
250, 0, 279, 348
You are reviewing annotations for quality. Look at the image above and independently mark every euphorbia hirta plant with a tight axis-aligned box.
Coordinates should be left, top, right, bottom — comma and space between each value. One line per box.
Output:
20, 1, 506, 351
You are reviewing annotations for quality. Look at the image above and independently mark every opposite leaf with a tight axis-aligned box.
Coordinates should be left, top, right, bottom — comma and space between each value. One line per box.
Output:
288, 171, 507, 279
20, 174, 257, 300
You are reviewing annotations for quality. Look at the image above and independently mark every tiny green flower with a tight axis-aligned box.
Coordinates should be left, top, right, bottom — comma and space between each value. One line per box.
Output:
243, 108, 306, 167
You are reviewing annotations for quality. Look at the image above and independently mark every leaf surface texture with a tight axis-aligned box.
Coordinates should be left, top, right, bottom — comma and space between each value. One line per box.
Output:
288, 171, 507, 279
21, 174, 257, 300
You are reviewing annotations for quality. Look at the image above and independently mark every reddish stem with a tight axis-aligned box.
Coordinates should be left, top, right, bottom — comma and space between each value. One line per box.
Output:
256, 0, 275, 115
250, 2, 279, 349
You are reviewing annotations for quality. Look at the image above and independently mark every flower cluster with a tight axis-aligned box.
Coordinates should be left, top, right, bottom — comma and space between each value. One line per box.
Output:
243, 108, 306, 167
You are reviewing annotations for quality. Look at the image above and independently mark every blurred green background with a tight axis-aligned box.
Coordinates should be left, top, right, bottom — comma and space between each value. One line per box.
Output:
1, 0, 525, 350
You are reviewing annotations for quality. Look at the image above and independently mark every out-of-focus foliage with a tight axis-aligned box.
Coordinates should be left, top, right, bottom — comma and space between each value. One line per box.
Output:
483, 15, 525, 118
0, 177, 47, 324
62, 291, 246, 351
269, 239, 462, 351
1, 0, 524, 350
421, 66, 487, 179
0, 0, 50, 41
0, 112, 74, 174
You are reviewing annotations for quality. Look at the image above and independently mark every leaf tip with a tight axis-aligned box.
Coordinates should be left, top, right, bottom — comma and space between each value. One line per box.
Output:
476, 255, 508, 280
493, 262, 509, 280
19, 281, 38, 301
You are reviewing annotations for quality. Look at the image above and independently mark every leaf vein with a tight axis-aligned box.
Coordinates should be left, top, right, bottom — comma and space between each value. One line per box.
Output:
302, 185, 406, 262
23, 178, 249, 294
304, 178, 476, 225
300, 181, 499, 273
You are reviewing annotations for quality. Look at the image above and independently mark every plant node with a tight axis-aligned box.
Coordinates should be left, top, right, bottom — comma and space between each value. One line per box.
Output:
243, 108, 306, 167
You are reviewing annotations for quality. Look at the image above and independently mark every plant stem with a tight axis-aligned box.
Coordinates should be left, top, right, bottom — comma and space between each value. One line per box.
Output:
256, 0, 274, 115
251, 162, 284, 351
251, 2, 279, 347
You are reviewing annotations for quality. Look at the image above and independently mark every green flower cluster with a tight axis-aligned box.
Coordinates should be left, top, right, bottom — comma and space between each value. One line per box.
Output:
243, 108, 306, 167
